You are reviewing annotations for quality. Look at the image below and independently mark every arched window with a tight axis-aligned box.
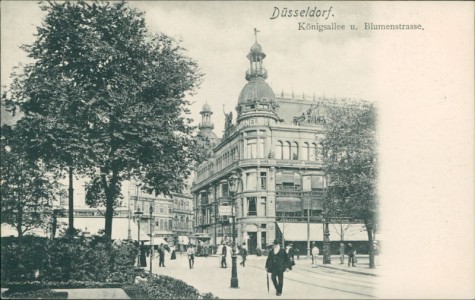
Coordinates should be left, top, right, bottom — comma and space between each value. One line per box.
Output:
317, 143, 324, 161
291, 142, 299, 160
302, 142, 309, 160
309, 143, 316, 161
275, 141, 283, 159
283, 141, 291, 160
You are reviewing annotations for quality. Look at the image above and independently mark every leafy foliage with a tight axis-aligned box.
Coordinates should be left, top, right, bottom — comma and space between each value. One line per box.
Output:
0, 124, 60, 237
2, 1, 203, 238
131, 273, 219, 299
1, 288, 68, 299
1, 235, 138, 283
321, 100, 378, 267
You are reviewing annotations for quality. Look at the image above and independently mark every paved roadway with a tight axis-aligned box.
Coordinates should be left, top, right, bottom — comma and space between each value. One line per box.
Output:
152, 253, 378, 299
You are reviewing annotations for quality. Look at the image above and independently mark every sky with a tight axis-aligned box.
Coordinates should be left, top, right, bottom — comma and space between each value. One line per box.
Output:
1, 1, 474, 298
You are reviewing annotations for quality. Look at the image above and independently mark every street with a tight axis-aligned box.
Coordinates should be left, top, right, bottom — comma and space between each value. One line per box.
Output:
151, 253, 378, 299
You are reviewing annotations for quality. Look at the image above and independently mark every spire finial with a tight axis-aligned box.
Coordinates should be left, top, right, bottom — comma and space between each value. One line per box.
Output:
254, 28, 260, 42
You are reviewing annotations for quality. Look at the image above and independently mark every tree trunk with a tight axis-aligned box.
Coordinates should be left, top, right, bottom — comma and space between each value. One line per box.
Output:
365, 221, 375, 269
104, 189, 114, 239
16, 205, 23, 238
102, 170, 118, 239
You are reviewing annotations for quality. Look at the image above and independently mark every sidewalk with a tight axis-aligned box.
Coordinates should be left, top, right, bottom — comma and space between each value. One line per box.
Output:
307, 255, 381, 277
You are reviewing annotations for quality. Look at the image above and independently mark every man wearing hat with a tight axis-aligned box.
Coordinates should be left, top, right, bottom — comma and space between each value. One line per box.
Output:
265, 240, 290, 296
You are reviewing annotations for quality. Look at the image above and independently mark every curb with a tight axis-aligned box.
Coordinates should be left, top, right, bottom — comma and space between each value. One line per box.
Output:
319, 264, 378, 277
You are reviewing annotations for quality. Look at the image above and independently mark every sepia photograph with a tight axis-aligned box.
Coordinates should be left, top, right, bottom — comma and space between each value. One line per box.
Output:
1, 1, 474, 299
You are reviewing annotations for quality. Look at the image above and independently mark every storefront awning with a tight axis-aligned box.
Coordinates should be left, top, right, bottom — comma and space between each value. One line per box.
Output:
277, 223, 369, 241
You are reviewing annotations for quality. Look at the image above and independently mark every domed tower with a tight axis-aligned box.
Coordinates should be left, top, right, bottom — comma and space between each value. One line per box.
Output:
236, 29, 279, 122
197, 103, 219, 150
199, 103, 214, 131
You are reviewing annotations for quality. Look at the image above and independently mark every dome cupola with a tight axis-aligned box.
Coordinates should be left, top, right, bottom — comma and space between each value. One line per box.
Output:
236, 29, 279, 121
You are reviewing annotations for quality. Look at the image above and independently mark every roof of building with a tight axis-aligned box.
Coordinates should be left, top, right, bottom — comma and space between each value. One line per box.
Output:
250, 42, 263, 54
201, 103, 212, 113
238, 77, 275, 105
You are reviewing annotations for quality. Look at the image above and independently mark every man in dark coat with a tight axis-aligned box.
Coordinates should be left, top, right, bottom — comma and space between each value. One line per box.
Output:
265, 240, 290, 296
158, 244, 166, 267
347, 243, 356, 267
221, 243, 227, 268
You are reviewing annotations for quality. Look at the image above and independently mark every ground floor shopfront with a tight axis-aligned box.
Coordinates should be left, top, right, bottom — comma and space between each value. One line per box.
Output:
198, 220, 373, 255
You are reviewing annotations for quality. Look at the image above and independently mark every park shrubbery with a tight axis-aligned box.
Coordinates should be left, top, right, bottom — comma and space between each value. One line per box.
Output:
1, 288, 68, 299
2, 236, 219, 299
1, 235, 138, 285
124, 273, 219, 299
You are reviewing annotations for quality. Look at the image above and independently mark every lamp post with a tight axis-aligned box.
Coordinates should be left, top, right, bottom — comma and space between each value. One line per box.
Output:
149, 204, 154, 273
135, 207, 143, 267
322, 210, 331, 264
227, 172, 240, 288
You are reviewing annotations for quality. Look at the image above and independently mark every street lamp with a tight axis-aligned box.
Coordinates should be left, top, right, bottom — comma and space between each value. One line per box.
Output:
227, 172, 240, 289
322, 210, 331, 264
135, 207, 143, 267
149, 204, 154, 273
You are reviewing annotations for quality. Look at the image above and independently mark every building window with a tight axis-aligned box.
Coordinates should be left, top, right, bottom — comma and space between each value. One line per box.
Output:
291, 142, 298, 160
283, 141, 291, 159
169, 219, 173, 229
261, 197, 267, 216
247, 197, 257, 216
302, 142, 309, 160
258, 138, 265, 158
310, 143, 316, 161
222, 182, 229, 196
275, 141, 283, 159
247, 138, 257, 158
246, 172, 257, 190
317, 143, 324, 161
260, 172, 267, 190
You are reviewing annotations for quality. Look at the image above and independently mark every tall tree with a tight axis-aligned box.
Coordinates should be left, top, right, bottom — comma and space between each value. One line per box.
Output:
1, 124, 60, 237
321, 100, 378, 268
3, 1, 203, 238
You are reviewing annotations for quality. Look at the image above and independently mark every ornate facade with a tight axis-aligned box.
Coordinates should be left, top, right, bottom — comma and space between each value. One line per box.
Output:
191, 33, 330, 254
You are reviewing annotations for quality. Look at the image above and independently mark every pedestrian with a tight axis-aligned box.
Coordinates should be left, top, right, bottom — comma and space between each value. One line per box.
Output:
187, 244, 195, 269
347, 243, 356, 267
221, 242, 228, 268
295, 247, 300, 260
311, 244, 319, 268
158, 243, 166, 267
310, 242, 315, 265
265, 239, 290, 296
240, 243, 248, 267
171, 245, 177, 260
339, 242, 345, 264
286, 243, 295, 270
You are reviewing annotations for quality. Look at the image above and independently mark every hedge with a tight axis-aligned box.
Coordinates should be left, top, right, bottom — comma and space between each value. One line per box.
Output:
126, 273, 219, 299
1, 288, 68, 299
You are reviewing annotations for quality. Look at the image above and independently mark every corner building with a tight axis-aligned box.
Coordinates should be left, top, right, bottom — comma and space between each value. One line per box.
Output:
192, 36, 329, 254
